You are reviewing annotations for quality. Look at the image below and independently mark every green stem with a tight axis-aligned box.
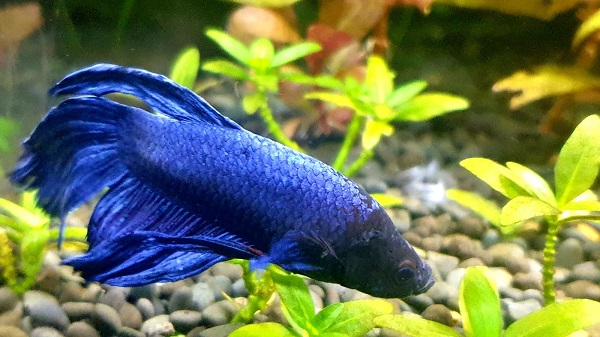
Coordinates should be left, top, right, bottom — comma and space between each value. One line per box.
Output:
258, 97, 302, 152
542, 220, 559, 305
343, 149, 374, 177
332, 114, 364, 171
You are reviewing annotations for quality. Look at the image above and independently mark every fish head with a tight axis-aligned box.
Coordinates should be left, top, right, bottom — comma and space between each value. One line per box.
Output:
341, 214, 434, 298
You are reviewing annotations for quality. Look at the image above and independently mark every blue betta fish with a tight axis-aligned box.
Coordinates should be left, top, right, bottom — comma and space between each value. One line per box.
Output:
11, 64, 434, 298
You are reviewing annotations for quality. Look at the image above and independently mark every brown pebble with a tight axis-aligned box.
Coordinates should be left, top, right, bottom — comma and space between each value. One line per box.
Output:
65, 321, 99, 337
421, 304, 455, 326
0, 325, 28, 337
512, 272, 542, 291
563, 280, 600, 301
457, 257, 485, 268
119, 302, 142, 330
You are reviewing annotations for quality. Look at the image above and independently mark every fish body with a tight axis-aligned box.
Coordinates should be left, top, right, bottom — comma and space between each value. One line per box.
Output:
11, 64, 434, 298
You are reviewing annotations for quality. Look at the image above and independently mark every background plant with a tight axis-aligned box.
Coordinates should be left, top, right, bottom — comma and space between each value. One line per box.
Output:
375, 266, 600, 337
447, 114, 600, 304
0, 191, 87, 293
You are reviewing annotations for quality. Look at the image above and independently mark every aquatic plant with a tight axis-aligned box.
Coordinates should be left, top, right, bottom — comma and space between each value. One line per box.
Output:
447, 114, 600, 304
203, 28, 321, 151
230, 266, 393, 337
0, 191, 87, 293
305, 56, 469, 176
169, 46, 201, 90
375, 266, 600, 337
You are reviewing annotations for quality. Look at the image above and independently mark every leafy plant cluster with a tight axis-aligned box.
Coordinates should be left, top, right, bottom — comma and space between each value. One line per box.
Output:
448, 114, 600, 304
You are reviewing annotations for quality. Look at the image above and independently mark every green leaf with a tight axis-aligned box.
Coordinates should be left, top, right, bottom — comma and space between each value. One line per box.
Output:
169, 46, 200, 89
573, 9, 600, 49
460, 158, 531, 199
500, 196, 561, 227
371, 193, 404, 208
242, 92, 265, 114
386, 80, 428, 107
562, 200, 600, 211
305, 92, 357, 110
365, 56, 394, 104
281, 73, 344, 89
504, 299, 600, 337
229, 322, 297, 337
506, 162, 556, 206
459, 267, 502, 337
249, 38, 275, 71
312, 303, 344, 332
206, 28, 250, 65
324, 299, 393, 337
374, 314, 463, 337
446, 189, 501, 227
271, 270, 315, 330
271, 42, 321, 68
393, 93, 469, 121
555, 114, 600, 206
202, 59, 249, 80
0, 117, 18, 153
361, 119, 393, 150
0, 198, 47, 228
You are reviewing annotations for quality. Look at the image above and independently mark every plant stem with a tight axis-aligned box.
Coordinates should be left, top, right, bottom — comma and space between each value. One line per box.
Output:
542, 220, 559, 305
258, 98, 302, 152
343, 149, 374, 177
332, 114, 364, 171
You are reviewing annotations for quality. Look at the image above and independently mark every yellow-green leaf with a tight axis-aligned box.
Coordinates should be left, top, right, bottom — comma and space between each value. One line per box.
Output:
460, 158, 531, 199
202, 59, 248, 80
506, 162, 556, 206
459, 267, 502, 337
169, 46, 200, 89
0, 198, 47, 228
305, 92, 357, 110
271, 42, 321, 68
230, 323, 297, 337
374, 313, 462, 337
324, 299, 393, 337
492, 65, 600, 109
365, 56, 394, 104
311, 303, 344, 332
573, 9, 600, 49
249, 38, 275, 71
446, 189, 501, 227
242, 92, 265, 114
206, 28, 250, 65
271, 270, 315, 330
562, 200, 600, 212
362, 119, 393, 150
500, 196, 561, 227
386, 80, 428, 107
504, 299, 600, 337
371, 193, 404, 208
555, 114, 600, 206
393, 93, 469, 121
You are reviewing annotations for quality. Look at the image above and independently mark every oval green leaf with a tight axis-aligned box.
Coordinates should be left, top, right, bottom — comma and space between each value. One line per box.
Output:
386, 80, 428, 107
506, 162, 556, 206
304, 92, 357, 110
169, 46, 200, 89
249, 38, 275, 71
206, 28, 250, 65
374, 314, 462, 337
312, 303, 344, 332
361, 119, 393, 150
365, 56, 394, 104
446, 189, 501, 227
500, 196, 560, 227
229, 322, 297, 337
271, 42, 321, 68
371, 193, 404, 208
555, 114, 600, 206
460, 158, 531, 199
271, 270, 315, 330
504, 299, 600, 337
324, 299, 393, 337
573, 9, 600, 49
459, 267, 502, 337
392, 92, 469, 122
202, 59, 248, 80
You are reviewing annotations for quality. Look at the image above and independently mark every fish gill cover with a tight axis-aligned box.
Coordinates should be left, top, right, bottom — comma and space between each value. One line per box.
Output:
10, 64, 433, 298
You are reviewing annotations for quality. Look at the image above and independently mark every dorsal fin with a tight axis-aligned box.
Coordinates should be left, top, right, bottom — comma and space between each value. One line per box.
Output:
49, 63, 242, 129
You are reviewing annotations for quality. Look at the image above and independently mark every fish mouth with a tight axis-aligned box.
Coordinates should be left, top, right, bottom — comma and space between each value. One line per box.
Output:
418, 276, 435, 293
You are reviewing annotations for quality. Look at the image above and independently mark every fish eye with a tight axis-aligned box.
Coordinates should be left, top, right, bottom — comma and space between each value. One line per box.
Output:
396, 267, 415, 281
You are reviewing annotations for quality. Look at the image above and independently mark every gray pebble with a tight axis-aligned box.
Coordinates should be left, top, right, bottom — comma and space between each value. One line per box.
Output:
421, 304, 455, 326
168, 286, 194, 312
169, 310, 203, 333
58, 282, 85, 304
426, 281, 457, 305
457, 257, 485, 268
196, 323, 244, 337
403, 293, 434, 311
92, 303, 122, 335
402, 231, 422, 246
207, 275, 233, 300
427, 251, 459, 281
128, 284, 158, 301
135, 298, 155, 321
456, 215, 487, 239
66, 321, 99, 337
152, 297, 165, 316
31, 327, 64, 337
362, 177, 387, 194
140, 314, 174, 336
186, 326, 207, 337
442, 234, 483, 261
0, 325, 28, 337
116, 326, 145, 337
323, 283, 341, 306
563, 280, 600, 301
554, 267, 571, 284
210, 263, 243, 281
201, 300, 238, 327
119, 302, 142, 330
61, 302, 94, 321
160, 280, 192, 299
191, 283, 216, 311
500, 287, 524, 301
0, 304, 22, 326
583, 242, 600, 261
556, 238, 584, 268
421, 235, 443, 252
98, 287, 127, 311
0, 287, 19, 313
309, 287, 324, 312
231, 279, 248, 298
35, 265, 62, 296
390, 209, 411, 233
486, 267, 513, 291
572, 261, 600, 283
487, 242, 530, 274
521, 289, 544, 303
481, 229, 500, 248
512, 272, 542, 291
504, 298, 542, 324
445, 268, 466, 289
82, 283, 103, 303
24, 291, 70, 331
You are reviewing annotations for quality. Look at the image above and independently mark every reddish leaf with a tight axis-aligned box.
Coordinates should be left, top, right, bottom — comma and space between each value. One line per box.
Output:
227, 5, 300, 45
0, 2, 43, 49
